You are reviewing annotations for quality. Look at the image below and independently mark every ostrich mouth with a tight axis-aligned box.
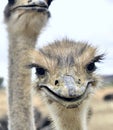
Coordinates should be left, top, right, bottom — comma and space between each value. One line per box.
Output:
39, 83, 91, 108
11, 4, 48, 11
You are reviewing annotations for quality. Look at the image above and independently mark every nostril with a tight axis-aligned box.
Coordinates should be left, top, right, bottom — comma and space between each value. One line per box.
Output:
55, 80, 59, 86
78, 79, 81, 84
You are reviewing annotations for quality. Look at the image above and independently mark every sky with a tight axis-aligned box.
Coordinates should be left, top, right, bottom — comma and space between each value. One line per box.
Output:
0, 0, 113, 85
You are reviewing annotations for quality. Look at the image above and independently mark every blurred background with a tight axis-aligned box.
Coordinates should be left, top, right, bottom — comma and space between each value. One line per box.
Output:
0, 0, 113, 130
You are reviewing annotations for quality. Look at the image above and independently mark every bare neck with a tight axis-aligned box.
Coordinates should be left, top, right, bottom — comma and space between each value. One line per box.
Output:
47, 102, 89, 130
8, 34, 37, 130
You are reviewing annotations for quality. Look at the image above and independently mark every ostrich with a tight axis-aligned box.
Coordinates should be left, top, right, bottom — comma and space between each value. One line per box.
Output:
4, 0, 53, 130
28, 40, 104, 130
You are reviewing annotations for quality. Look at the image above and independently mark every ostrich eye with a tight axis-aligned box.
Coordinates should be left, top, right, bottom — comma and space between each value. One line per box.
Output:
36, 67, 46, 76
86, 62, 96, 73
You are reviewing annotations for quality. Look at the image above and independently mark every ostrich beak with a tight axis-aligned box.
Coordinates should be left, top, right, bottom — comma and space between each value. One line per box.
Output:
38, 75, 91, 108
62, 75, 86, 98
9, 0, 54, 10
63, 75, 77, 97
39, 75, 87, 99
7, 0, 54, 6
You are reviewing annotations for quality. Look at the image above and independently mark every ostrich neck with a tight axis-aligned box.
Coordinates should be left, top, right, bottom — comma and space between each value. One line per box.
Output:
48, 103, 88, 130
8, 34, 37, 130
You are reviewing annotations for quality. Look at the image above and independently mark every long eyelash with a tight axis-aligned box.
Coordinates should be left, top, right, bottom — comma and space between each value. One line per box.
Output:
26, 63, 48, 73
92, 54, 105, 63
26, 63, 39, 69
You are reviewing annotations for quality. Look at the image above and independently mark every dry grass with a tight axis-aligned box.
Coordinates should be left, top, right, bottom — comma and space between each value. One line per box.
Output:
0, 87, 113, 130
89, 87, 113, 130
0, 89, 7, 117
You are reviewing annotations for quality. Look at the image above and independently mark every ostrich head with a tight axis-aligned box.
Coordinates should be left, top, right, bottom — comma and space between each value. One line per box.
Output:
29, 39, 104, 109
4, 0, 53, 36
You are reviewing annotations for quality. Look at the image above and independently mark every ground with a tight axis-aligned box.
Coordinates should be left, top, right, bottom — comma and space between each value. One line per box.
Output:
89, 87, 113, 130
0, 87, 113, 130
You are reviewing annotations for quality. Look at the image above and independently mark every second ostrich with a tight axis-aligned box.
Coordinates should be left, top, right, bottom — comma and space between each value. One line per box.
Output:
4, 0, 53, 129
29, 40, 103, 130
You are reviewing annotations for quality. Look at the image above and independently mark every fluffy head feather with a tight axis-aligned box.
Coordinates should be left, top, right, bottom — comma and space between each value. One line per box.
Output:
28, 39, 104, 109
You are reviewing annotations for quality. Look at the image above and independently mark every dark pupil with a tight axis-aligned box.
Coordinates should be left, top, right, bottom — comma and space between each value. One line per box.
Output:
36, 67, 45, 76
86, 62, 95, 72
